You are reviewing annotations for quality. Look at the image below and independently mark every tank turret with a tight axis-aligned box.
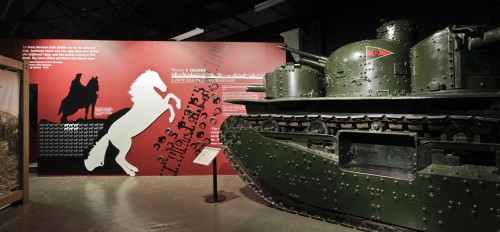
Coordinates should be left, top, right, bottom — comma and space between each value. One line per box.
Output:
376, 19, 417, 47
325, 20, 415, 97
247, 62, 324, 99
220, 19, 500, 231
412, 25, 500, 93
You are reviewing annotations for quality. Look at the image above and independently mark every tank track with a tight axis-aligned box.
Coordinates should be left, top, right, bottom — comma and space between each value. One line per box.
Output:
221, 114, 500, 147
220, 113, 500, 231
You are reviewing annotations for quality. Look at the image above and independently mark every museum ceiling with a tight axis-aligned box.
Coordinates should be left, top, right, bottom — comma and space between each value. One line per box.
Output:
1, 0, 499, 44
0, 0, 312, 42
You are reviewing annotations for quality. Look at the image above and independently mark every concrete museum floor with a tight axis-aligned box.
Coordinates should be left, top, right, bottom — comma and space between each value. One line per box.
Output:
0, 175, 356, 232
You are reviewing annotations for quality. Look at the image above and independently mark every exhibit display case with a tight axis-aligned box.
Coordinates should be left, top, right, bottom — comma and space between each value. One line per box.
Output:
0, 55, 29, 208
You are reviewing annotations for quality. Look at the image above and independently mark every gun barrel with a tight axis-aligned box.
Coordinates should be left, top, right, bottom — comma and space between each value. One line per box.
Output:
299, 58, 326, 69
246, 85, 266, 92
278, 46, 328, 62
469, 27, 500, 49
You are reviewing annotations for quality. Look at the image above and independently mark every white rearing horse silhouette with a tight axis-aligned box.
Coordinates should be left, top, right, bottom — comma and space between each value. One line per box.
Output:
84, 70, 181, 176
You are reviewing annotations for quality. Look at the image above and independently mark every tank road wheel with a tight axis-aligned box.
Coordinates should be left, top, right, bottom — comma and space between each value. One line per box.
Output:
260, 120, 280, 132
370, 121, 385, 132
220, 117, 249, 143
441, 125, 478, 143
223, 116, 248, 128
306, 120, 329, 144
306, 120, 329, 134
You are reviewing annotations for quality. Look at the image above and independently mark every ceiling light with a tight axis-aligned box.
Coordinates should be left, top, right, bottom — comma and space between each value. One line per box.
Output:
170, 27, 204, 41
254, 0, 286, 12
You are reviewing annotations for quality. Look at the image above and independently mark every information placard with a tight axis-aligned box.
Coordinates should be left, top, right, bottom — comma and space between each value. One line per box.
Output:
193, 147, 221, 166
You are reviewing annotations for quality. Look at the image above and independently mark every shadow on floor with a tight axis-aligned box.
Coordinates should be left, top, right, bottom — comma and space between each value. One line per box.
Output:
203, 190, 240, 204
239, 186, 269, 206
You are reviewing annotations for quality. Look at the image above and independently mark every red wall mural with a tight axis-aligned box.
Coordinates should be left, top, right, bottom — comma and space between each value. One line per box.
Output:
9, 40, 285, 176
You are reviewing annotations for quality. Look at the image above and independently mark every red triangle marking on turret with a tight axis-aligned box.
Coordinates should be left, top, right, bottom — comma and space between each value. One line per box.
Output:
366, 46, 394, 62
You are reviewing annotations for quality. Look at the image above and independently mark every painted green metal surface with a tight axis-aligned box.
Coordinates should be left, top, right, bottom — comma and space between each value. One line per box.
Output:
265, 63, 324, 99
376, 20, 417, 47
220, 19, 500, 231
325, 40, 411, 97
223, 127, 500, 231
412, 26, 500, 94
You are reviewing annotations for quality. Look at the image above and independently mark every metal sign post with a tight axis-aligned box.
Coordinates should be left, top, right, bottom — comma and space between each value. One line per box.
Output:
193, 147, 226, 203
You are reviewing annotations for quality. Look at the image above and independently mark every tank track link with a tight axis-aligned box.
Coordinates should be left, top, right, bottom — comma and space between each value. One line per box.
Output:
220, 114, 500, 231
221, 114, 500, 145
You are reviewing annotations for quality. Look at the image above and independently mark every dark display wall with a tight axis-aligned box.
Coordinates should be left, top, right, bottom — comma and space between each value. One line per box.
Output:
12, 40, 284, 176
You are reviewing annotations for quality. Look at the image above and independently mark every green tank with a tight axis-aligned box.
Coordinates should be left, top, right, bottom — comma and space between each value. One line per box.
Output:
220, 20, 500, 231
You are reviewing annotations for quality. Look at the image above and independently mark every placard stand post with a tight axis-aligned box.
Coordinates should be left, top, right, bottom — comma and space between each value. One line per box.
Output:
205, 157, 226, 203
193, 147, 226, 203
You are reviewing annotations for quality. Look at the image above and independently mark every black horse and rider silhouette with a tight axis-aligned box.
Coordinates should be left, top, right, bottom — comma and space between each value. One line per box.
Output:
58, 73, 99, 123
